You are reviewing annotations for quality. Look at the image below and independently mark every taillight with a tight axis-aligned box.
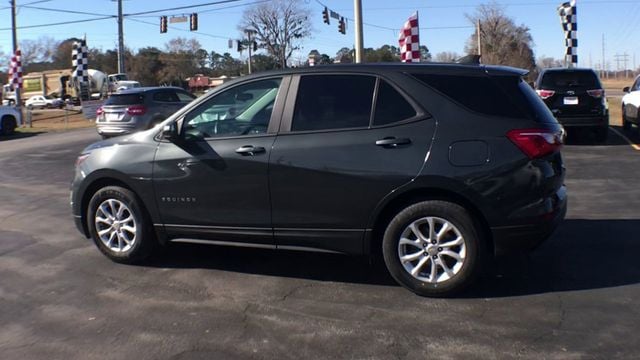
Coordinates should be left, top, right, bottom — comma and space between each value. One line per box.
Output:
587, 89, 605, 98
96, 106, 104, 116
535, 89, 555, 100
126, 105, 147, 116
507, 128, 563, 159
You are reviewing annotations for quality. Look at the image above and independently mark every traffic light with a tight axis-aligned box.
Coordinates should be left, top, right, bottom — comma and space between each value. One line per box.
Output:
190, 13, 198, 31
236, 40, 243, 52
322, 7, 330, 24
338, 17, 346, 35
160, 16, 167, 33
253, 41, 258, 52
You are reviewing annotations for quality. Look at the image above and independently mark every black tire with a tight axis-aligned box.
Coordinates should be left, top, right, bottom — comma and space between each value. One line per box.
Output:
382, 200, 484, 297
1, 116, 17, 135
595, 126, 608, 143
622, 107, 631, 131
87, 186, 156, 264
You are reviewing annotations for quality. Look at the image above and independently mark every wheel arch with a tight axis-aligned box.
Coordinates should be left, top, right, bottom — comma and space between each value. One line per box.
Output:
366, 186, 494, 259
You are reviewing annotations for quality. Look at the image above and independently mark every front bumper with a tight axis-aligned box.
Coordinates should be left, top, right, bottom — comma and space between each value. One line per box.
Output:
491, 186, 567, 256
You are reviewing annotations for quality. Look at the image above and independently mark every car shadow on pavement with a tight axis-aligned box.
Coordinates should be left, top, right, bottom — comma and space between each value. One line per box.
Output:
0, 131, 45, 141
145, 219, 640, 297
467, 219, 640, 298
145, 242, 400, 287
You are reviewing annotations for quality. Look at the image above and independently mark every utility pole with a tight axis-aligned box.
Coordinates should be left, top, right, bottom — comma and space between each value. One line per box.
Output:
244, 29, 257, 74
353, 0, 364, 63
117, 0, 125, 74
601, 34, 606, 79
10, 0, 22, 124
476, 19, 482, 59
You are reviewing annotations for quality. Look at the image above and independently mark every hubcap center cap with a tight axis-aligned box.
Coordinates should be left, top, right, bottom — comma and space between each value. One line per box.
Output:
426, 246, 439, 256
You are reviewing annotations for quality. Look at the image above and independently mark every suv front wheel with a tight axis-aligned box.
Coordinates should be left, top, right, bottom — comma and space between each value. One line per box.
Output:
87, 186, 155, 263
382, 200, 483, 297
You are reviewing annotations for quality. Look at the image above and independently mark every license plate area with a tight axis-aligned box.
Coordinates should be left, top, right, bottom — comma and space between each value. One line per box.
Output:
563, 97, 579, 105
106, 113, 124, 121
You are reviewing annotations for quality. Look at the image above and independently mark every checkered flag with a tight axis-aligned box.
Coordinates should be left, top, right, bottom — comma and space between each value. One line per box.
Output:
558, 0, 577, 68
399, 12, 420, 63
72, 39, 89, 83
8, 49, 23, 90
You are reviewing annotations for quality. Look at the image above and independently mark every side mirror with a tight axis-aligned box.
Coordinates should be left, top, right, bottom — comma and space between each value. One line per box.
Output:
161, 123, 178, 141
623, 87, 630, 93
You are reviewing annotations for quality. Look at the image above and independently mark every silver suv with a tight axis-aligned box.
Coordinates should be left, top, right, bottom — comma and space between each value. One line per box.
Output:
96, 87, 195, 138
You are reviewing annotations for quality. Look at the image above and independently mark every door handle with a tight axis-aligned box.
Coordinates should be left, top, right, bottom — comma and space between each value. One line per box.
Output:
375, 137, 411, 147
235, 145, 266, 156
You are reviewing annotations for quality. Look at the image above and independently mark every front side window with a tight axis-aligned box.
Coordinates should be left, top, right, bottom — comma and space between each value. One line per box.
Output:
292, 75, 376, 131
183, 78, 281, 138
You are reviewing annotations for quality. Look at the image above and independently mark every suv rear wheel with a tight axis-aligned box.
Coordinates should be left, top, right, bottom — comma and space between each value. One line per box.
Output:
1, 116, 17, 135
382, 200, 483, 297
87, 186, 155, 263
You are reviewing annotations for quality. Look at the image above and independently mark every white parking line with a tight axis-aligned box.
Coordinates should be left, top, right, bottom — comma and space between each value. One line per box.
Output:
610, 127, 640, 151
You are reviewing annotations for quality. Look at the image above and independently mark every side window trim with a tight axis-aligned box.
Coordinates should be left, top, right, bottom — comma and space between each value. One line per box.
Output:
371, 76, 428, 128
179, 75, 290, 139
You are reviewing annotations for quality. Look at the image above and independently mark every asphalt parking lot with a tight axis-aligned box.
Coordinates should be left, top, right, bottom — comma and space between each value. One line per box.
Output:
1, 127, 639, 359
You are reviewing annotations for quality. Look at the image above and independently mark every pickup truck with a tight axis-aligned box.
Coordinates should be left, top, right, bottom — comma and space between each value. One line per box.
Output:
0, 106, 19, 135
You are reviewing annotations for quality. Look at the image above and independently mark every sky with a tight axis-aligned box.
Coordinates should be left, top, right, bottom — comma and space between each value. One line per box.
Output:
1, 0, 639, 71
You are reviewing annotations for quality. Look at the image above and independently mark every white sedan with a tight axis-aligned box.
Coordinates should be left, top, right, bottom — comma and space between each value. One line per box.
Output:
622, 76, 640, 131
25, 95, 64, 109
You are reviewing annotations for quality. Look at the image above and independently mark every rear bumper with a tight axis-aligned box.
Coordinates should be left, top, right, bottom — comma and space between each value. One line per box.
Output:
557, 115, 608, 128
491, 186, 567, 256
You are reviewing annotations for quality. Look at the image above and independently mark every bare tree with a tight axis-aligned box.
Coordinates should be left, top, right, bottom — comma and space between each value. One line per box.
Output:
239, 0, 311, 68
434, 51, 460, 63
465, 2, 536, 71
537, 56, 563, 69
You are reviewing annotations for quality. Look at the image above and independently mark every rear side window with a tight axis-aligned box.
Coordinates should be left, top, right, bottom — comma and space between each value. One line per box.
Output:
411, 73, 525, 118
176, 91, 196, 102
153, 91, 178, 102
292, 75, 375, 131
105, 94, 144, 105
539, 70, 600, 90
373, 80, 417, 126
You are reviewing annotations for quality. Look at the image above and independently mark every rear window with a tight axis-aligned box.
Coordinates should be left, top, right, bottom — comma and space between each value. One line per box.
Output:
539, 70, 600, 90
411, 73, 525, 118
105, 94, 144, 105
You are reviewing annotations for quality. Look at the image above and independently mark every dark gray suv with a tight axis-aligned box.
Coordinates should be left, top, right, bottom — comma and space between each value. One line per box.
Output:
96, 87, 196, 139
71, 64, 567, 297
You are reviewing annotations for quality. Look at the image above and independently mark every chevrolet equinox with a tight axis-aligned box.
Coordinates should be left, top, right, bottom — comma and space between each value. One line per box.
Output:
71, 64, 567, 297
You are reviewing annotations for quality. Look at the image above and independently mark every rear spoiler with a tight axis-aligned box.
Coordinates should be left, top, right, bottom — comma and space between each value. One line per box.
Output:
456, 55, 481, 65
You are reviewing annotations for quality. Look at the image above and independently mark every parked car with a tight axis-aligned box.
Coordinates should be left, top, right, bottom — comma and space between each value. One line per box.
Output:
95, 87, 196, 139
71, 64, 567, 297
25, 95, 64, 109
622, 75, 640, 132
534, 68, 609, 142
0, 106, 19, 135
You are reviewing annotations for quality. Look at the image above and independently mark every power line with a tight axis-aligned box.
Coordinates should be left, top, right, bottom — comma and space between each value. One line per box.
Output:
0, 16, 115, 31
20, 5, 113, 17
128, 0, 270, 19
124, 0, 245, 17
126, 17, 229, 40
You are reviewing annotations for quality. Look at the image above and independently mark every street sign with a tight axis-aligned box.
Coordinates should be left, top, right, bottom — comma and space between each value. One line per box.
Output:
169, 16, 188, 23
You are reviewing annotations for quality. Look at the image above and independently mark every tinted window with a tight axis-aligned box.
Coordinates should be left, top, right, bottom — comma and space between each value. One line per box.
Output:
374, 80, 417, 126
105, 94, 144, 105
494, 76, 558, 123
540, 70, 600, 90
153, 91, 177, 102
176, 91, 196, 102
292, 75, 375, 131
411, 73, 525, 118
184, 78, 281, 138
